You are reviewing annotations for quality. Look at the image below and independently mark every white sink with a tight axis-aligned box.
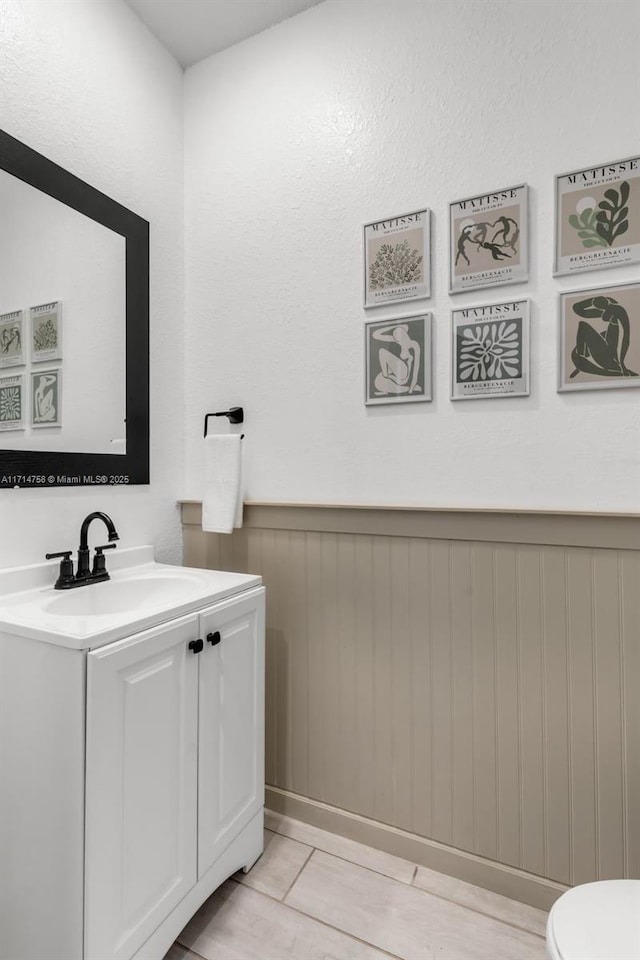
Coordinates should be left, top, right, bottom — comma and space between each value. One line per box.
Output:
43, 570, 215, 617
0, 546, 262, 649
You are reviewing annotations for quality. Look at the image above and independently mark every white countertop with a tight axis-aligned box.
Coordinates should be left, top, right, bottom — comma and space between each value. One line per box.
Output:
0, 546, 261, 650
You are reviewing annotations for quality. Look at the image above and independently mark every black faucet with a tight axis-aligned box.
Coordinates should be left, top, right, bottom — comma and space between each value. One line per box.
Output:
76, 511, 119, 581
46, 511, 119, 589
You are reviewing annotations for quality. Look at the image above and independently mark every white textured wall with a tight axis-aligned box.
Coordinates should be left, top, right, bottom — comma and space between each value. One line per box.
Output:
0, 171, 126, 454
183, 0, 640, 512
0, 0, 184, 567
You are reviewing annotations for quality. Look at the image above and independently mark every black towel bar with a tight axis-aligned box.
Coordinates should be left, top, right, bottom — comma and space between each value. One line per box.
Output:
204, 407, 244, 438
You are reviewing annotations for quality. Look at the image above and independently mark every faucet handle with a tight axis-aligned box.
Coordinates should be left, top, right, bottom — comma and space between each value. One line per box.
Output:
46, 550, 72, 561
92, 543, 117, 577
45, 551, 74, 589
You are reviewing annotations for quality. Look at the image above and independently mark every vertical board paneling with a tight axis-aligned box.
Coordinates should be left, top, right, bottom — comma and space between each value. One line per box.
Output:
205, 531, 221, 570
494, 545, 521, 869
305, 533, 325, 800
272, 530, 291, 789
567, 550, 597, 884
336, 535, 358, 811
288, 530, 309, 798
541, 547, 571, 885
182, 525, 208, 568
592, 550, 624, 879
320, 532, 340, 807
450, 543, 474, 853
218, 529, 239, 572
471, 544, 497, 861
261, 529, 278, 787
245, 528, 263, 582
186, 513, 639, 887
389, 538, 412, 832
230, 526, 249, 572
409, 539, 432, 838
429, 540, 453, 845
372, 537, 393, 824
354, 535, 375, 820
517, 547, 546, 878
621, 551, 640, 878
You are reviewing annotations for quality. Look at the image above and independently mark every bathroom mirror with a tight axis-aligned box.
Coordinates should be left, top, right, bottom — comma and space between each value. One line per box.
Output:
0, 129, 149, 487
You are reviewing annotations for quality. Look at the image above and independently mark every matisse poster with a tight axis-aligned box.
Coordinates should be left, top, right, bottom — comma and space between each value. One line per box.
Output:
365, 313, 432, 405
30, 301, 62, 363
558, 281, 640, 392
31, 368, 62, 427
449, 184, 528, 293
555, 156, 640, 276
451, 299, 530, 400
0, 310, 25, 368
364, 209, 431, 307
0, 374, 25, 431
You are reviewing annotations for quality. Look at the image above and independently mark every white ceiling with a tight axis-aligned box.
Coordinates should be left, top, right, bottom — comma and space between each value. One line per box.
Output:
125, 0, 324, 68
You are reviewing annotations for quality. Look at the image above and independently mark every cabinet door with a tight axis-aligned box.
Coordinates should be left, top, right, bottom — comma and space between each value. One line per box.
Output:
85, 614, 200, 960
198, 588, 265, 877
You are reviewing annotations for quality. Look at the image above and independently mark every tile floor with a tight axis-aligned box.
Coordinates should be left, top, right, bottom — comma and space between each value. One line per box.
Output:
165, 811, 549, 960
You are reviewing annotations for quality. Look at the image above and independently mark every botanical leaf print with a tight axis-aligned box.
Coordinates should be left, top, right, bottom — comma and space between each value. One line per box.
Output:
369, 241, 423, 289
568, 182, 631, 249
33, 316, 58, 352
457, 320, 521, 382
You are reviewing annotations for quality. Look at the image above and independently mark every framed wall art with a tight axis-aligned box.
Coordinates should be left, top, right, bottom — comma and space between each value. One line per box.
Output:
558, 280, 640, 392
451, 298, 530, 400
31, 368, 62, 427
30, 300, 62, 363
449, 184, 528, 294
363, 209, 430, 308
365, 313, 432, 405
0, 309, 25, 368
0, 373, 25, 431
554, 156, 639, 276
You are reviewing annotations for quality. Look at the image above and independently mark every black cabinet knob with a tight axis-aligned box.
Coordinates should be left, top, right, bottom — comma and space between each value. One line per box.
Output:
207, 631, 221, 646
188, 638, 204, 654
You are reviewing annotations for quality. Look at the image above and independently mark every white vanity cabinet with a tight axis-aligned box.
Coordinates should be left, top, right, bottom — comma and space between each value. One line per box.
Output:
84, 590, 265, 960
84, 613, 200, 960
197, 594, 264, 876
0, 553, 265, 960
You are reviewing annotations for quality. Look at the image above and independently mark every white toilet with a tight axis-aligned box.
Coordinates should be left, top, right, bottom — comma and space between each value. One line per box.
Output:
546, 880, 640, 960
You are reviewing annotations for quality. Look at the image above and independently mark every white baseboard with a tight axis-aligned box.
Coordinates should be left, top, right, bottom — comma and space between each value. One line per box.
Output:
265, 786, 567, 911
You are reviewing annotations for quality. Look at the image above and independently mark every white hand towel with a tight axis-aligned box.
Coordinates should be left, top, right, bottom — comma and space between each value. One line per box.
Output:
202, 435, 243, 534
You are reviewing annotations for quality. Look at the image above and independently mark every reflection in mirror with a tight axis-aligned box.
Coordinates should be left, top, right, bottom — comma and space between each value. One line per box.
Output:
0, 129, 148, 487
0, 170, 126, 454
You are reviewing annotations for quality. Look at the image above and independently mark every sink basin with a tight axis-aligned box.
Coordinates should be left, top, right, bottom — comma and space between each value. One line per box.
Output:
0, 548, 262, 648
43, 572, 212, 617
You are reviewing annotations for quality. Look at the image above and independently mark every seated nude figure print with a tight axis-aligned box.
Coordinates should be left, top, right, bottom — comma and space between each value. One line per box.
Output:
33, 372, 57, 422
373, 322, 421, 395
570, 295, 637, 379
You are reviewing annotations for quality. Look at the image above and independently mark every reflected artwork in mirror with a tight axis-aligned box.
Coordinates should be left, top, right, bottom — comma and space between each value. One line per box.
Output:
0, 129, 149, 487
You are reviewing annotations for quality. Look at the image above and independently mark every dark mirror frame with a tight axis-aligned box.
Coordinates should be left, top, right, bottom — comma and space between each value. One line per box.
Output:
0, 129, 149, 488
